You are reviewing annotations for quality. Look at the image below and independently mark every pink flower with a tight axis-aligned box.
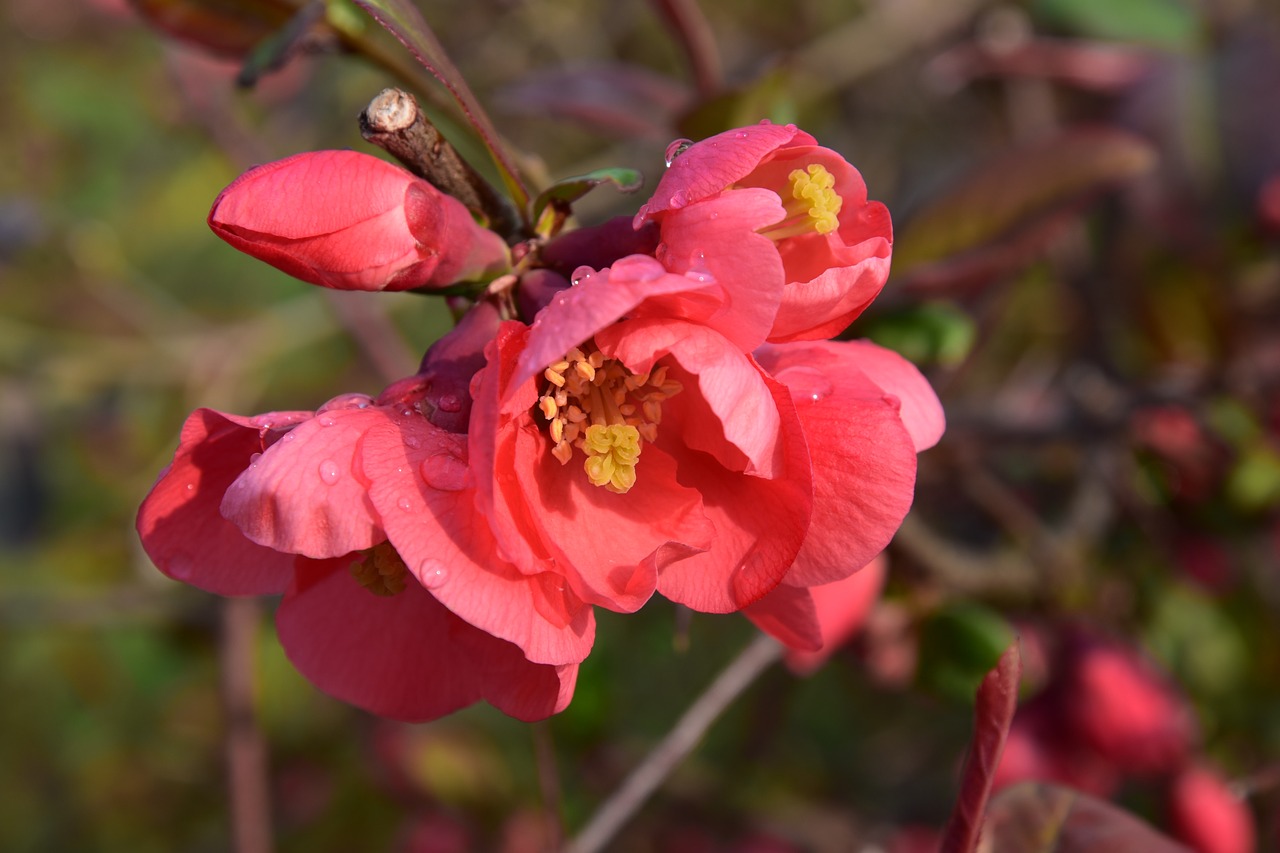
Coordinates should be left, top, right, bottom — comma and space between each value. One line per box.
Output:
208, 150, 509, 291
456, 261, 941, 620
136, 315, 578, 722
743, 339, 944, 648
635, 122, 894, 343
1167, 764, 1256, 853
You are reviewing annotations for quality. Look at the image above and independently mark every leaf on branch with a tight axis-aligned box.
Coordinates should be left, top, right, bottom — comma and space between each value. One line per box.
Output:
894, 128, 1157, 295
350, 0, 531, 215
985, 782, 1194, 852
532, 168, 646, 237
939, 641, 1022, 853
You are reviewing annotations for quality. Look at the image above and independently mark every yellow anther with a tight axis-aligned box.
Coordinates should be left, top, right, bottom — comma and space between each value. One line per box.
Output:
539, 395, 559, 419
544, 367, 566, 388
349, 541, 409, 597
789, 164, 842, 234
575, 360, 597, 382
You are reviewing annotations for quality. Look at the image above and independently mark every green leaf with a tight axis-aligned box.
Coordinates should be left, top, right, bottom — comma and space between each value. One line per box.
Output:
917, 602, 1015, 703
861, 302, 975, 367
532, 167, 644, 235
350, 0, 530, 216
1034, 0, 1200, 51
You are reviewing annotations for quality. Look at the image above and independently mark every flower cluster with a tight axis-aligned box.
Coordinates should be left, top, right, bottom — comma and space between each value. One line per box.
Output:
138, 122, 943, 722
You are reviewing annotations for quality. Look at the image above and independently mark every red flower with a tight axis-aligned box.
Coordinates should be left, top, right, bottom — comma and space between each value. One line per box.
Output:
136, 314, 578, 722
208, 150, 509, 291
635, 122, 894, 343
456, 262, 940, 620
1167, 764, 1256, 853
767, 553, 888, 676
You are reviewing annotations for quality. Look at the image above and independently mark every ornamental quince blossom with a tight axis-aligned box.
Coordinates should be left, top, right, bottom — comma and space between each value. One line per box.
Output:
456, 253, 943, 620
209, 150, 509, 291
635, 121, 893, 343
136, 306, 578, 722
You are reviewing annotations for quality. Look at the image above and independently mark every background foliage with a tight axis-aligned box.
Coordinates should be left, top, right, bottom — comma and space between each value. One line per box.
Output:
3, 0, 1278, 850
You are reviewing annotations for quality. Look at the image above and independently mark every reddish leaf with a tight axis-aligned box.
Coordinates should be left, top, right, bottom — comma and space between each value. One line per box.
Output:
350, 0, 530, 214
128, 0, 296, 57
940, 641, 1022, 853
894, 129, 1157, 291
986, 782, 1193, 852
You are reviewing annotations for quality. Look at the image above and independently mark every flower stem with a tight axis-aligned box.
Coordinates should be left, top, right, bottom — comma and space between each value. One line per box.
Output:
563, 633, 783, 853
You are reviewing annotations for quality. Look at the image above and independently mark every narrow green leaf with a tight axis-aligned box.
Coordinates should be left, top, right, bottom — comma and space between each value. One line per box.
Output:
532, 168, 644, 234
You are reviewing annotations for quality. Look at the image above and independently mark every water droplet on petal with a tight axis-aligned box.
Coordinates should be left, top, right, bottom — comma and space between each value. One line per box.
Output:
404, 434, 421, 449
318, 459, 341, 485
419, 560, 449, 589
420, 450, 468, 491
318, 416, 335, 427
317, 392, 374, 413
775, 366, 834, 403
570, 265, 594, 286
668, 190, 688, 209
282, 432, 296, 443
397, 496, 413, 512
168, 552, 195, 580
664, 138, 693, 166
436, 395, 462, 414
185, 483, 195, 492
248, 452, 262, 468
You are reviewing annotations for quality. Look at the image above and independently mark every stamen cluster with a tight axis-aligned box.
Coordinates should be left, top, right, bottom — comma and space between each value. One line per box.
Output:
538, 344, 682, 493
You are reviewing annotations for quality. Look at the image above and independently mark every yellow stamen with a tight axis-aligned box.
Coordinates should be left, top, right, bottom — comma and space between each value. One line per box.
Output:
757, 162, 843, 240
349, 541, 409, 597
535, 341, 681, 494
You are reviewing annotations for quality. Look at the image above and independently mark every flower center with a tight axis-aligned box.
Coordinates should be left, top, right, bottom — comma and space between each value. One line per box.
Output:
349, 541, 409, 597
757, 163, 842, 241
538, 343, 681, 494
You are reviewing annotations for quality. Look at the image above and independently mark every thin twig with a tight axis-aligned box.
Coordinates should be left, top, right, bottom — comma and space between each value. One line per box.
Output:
532, 721, 564, 852
649, 0, 724, 98
564, 633, 783, 853
220, 598, 273, 853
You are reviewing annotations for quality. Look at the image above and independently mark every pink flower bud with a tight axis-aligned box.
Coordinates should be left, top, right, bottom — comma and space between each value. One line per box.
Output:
209, 150, 508, 291
1168, 764, 1256, 853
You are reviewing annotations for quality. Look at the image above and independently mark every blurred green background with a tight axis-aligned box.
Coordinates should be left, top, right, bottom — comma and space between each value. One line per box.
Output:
3, 0, 1279, 850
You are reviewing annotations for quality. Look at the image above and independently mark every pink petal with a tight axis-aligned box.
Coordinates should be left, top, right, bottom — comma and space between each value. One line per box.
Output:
637, 122, 804, 222
221, 407, 384, 559
649, 188, 787, 351
638, 351, 813, 613
743, 556, 887, 661
512, 257, 713, 391
278, 558, 577, 722
599, 319, 790, 478
362, 415, 596, 666
137, 408, 306, 595
762, 340, 945, 452
758, 343, 921, 586
510, 425, 712, 611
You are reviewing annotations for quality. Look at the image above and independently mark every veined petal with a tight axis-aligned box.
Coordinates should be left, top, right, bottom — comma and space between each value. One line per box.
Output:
221, 407, 384, 559
362, 415, 596, 666
137, 407, 308, 596
278, 558, 576, 722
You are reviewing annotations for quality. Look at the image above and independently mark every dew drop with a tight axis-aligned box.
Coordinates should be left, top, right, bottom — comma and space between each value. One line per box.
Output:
318, 459, 341, 485
668, 190, 688, 209
775, 366, 833, 403
185, 483, 195, 492
570, 265, 594, 286
397, 496, 413, 512
404, 434, 421, 449
664, 138, 693, 166
282, 432, 297, 443
737, 131, 749, 138
248, 452, 262, 468
419, 560, 449, 589
168, 552, 195, 580
318, 416, 336, 427
436, 394, 462, 414
420, 450, 468, 491
317, 392, 374, 413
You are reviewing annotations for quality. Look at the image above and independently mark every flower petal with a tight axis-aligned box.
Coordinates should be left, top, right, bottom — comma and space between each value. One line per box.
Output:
362, 414, 596, 666
826, 340, 945, 452
221, 407, 384, 559
278, 558, 577, 722
137, 408, 307, 595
